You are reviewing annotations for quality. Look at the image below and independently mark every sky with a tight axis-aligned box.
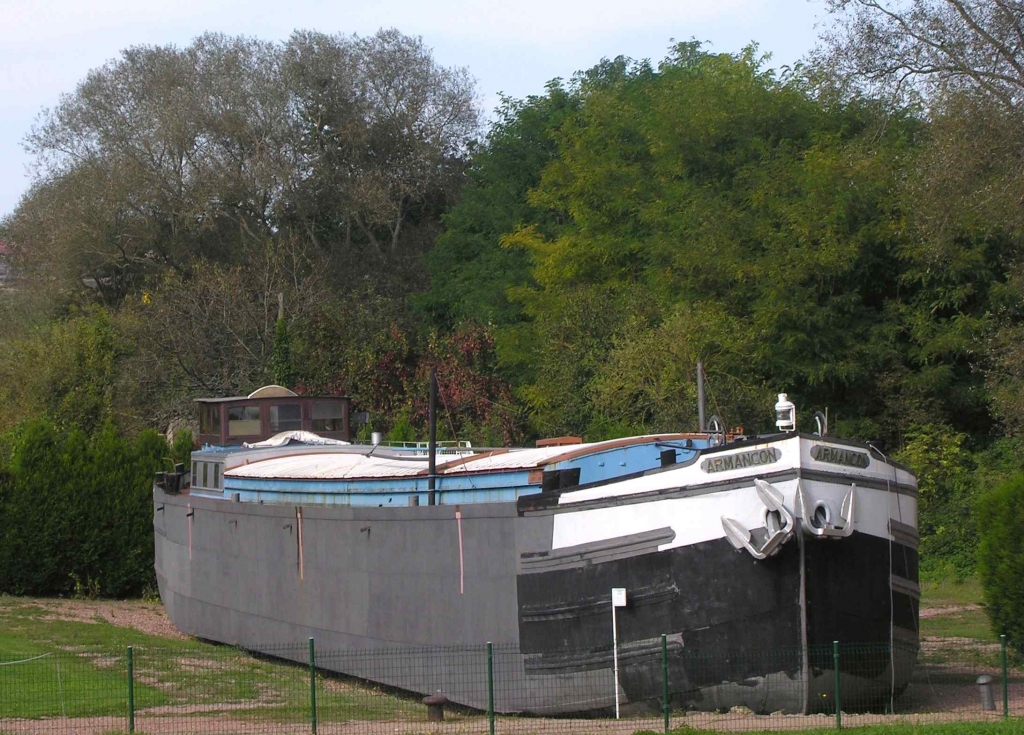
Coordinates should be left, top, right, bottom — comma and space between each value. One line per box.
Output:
0, 0, 828, 218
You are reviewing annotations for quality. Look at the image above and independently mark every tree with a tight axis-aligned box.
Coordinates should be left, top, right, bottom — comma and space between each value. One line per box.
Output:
816, 0, 1024, 439
118, 237, 328, 431
5, 29, 480, 306
0, 420, 167, 597
487, 44, 930, 438
418, 85, 576, 329
817, 0, 1024, 108
978, 474, 1024, 649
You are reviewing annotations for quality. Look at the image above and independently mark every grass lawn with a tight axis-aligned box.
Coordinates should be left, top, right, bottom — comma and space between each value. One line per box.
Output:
0, 596, 420, 722
0, 579, 1015, 730
920, 577, 996, 642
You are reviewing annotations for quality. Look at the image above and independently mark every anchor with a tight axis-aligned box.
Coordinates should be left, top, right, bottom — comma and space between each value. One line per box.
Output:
722, 479, 858, 558
721, 479, 795, 559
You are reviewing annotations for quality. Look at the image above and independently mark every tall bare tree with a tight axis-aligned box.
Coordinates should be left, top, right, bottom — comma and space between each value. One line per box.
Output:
5, 29, 479, 306
817, 0, 1024, 435
817, 1, 1024, 109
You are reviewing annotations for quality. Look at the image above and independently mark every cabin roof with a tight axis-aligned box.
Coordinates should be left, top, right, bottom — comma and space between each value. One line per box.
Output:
222, 433, 699, 482
227, 452, 442, 480
195, 394, 351, 404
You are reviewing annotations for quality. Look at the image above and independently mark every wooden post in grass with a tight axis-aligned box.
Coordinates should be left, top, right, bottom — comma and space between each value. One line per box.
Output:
309, 637, 318, 734
1002, 634, 1009, 719
127, 646, 135, 733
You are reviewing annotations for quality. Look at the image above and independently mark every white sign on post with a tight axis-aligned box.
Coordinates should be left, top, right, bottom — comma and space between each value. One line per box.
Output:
611, 587, 627, 719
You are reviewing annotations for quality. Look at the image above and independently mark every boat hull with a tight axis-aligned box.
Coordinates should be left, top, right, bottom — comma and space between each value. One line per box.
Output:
154, 458, 918, 714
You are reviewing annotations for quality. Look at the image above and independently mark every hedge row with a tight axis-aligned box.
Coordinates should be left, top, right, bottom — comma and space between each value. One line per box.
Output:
0, 420, 181, 598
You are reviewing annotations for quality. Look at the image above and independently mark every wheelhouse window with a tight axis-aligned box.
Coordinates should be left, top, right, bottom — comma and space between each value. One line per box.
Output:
202, 462, 209, 488
199, 404, 219, 435
213, 463, 221, 490
312, 402, 344, 432
228, 405, 261, 436
270, 403, 302, 433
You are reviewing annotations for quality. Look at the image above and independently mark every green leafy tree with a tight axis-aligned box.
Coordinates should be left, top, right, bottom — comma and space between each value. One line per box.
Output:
418, 85, 576, 329
489, 44, 920, 437
978, 474, 1024, 650
897, 424, 977, 577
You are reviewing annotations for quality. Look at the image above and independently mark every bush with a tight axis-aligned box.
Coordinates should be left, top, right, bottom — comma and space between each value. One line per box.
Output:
977, 473, 1024, 651
0, 420, 167, 597
897, 424, 978, 579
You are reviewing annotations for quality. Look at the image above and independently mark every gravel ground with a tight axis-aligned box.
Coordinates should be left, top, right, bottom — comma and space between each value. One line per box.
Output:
0, 710, 1016, 735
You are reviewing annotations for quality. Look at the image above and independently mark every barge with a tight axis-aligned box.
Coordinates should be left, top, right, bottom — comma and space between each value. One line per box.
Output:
153, 383, 918, 714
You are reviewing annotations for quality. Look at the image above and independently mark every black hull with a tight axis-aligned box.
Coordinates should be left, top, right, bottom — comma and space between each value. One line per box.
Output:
154, 487, 918, 715
516, 530, 918, 713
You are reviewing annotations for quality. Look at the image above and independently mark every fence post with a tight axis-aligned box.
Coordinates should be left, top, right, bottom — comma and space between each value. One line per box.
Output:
1002, 634, 1009, 719
833, 641, 841, 729
126, 645, 135, 734
487, 642, 495, 735
309, 637, 318, 734
661, 634, 670, 733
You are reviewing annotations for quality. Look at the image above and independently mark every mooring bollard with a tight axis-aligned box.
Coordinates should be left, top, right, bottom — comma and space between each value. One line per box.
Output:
423, 694, 448, 721
978, 674, 996, 711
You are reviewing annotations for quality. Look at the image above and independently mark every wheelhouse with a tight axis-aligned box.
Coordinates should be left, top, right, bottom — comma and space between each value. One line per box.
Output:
195, 385, 352, 446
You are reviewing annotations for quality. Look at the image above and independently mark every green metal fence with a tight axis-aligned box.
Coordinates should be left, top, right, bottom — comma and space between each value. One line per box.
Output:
0, 636, 1020, 733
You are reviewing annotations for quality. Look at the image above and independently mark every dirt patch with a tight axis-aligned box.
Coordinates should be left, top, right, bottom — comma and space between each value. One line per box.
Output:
175, 656, 232, 671
76, 651, 121, 668
25, 598, 186, 640
920, 604, 983, 619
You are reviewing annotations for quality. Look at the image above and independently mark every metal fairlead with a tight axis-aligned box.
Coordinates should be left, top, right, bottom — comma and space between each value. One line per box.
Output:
796, 481, 856, 539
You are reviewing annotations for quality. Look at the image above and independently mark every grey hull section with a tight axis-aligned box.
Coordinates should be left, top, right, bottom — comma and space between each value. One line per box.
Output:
155, 491, 609, 714
154, 489, 917, 714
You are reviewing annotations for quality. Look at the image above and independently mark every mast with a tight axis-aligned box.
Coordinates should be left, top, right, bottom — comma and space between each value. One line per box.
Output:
697, 361, 707, 432
428, 366, 437, 505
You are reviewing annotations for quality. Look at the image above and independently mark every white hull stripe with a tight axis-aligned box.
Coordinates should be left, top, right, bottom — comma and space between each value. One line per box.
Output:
551, 478, 916, 552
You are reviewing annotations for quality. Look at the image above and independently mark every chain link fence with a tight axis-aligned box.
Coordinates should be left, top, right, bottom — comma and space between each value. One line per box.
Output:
0, 636, 1018, 734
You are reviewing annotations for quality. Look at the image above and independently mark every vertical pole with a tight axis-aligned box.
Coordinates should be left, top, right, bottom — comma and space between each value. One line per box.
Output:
1002, 634, 1009, 719
309, 637, 317, 734
661, 634, 670, 733
487, 642, 495, 735
127, 646, 135, 734
833, 641, 841, 729
612, 601, 620, 719
428, 367, 437, 505
696, 361, 706, 432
